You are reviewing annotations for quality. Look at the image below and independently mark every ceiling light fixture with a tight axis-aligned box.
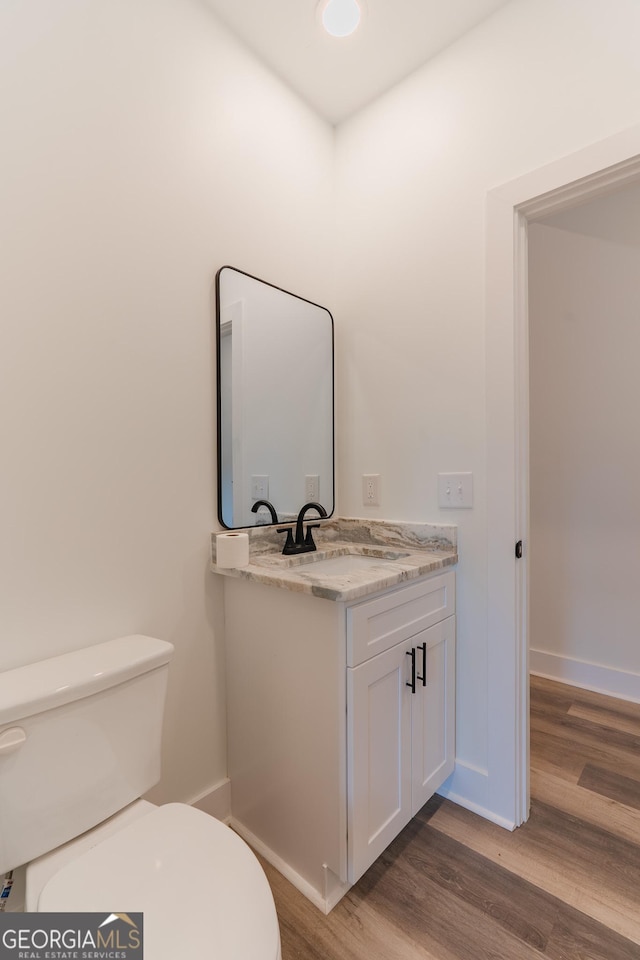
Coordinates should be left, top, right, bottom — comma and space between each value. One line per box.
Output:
320, 0, 362, 38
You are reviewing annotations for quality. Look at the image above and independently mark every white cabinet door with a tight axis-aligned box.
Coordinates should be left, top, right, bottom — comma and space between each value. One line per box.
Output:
347, 615, 456, 883
411, 616, 456, 812
347, 639, 413, 883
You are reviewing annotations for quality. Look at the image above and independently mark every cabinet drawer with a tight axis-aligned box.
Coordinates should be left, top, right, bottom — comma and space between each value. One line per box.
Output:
347, 571, 455, 667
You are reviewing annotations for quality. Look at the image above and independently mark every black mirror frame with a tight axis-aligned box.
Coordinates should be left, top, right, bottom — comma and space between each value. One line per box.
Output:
215, 265, 335, 530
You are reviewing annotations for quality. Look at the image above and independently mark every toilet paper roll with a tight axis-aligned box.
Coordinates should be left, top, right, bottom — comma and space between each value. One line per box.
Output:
216, 532, 250, 568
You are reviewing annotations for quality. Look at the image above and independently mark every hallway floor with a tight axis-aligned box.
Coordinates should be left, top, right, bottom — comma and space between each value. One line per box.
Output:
263, 676, 640, 959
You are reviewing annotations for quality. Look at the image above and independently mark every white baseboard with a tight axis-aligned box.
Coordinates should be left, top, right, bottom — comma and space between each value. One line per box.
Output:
437, 760, 516, 831
189, 778, 232, 822
229, 818, 349, 915
530, 649, 640, 703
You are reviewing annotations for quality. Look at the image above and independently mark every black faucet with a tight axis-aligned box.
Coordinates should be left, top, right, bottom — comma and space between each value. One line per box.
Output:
277, 502, 327, 555
251, 499, 279, 524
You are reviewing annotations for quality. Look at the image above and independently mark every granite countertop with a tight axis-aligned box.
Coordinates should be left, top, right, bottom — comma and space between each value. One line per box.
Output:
211, 517, 457, 602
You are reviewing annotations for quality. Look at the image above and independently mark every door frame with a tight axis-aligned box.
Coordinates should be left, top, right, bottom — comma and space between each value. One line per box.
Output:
485, 124, 640, 827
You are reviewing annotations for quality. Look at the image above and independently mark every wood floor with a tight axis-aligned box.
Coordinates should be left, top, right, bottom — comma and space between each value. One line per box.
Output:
261, 676, 640, 960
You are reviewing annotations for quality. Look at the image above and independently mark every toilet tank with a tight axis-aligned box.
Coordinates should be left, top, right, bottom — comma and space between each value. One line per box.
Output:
0, 635, 174, 873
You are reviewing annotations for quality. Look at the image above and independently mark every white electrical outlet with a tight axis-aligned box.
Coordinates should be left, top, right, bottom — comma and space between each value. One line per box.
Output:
305, 475, 320, 501
362, 474, 380, 506
251, 475, 269, 500
438, 472, 473, 508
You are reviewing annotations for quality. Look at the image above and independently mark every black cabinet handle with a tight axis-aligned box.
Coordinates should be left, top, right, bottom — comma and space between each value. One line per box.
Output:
406, 648, 416, 694
417, 642, 427, 686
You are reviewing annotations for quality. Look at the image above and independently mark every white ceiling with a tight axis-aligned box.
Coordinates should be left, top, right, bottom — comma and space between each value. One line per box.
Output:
204, 0, 513, 125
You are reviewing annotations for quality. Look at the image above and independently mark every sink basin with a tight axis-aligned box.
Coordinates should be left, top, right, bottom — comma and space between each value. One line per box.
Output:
301, 554, 401, 577
252, 547, 411, 576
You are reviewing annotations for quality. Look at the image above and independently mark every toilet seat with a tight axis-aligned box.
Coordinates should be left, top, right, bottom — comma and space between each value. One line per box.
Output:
37, 803, 281, 960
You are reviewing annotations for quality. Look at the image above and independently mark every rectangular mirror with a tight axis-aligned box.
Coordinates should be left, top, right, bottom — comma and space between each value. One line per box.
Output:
216, 266, 334, 529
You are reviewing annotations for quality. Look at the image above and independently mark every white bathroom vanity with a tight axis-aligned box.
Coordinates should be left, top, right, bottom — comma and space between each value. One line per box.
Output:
213, 519, 457, 912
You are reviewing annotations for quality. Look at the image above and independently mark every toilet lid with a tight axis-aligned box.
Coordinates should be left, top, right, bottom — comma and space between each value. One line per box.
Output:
38, 803, 281, 960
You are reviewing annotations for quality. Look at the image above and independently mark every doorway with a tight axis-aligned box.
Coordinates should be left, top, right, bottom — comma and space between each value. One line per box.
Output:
485, 126, 640, 829
528, 185, 640, 701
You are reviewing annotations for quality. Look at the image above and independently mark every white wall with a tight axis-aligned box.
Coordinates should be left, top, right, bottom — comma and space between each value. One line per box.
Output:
7, 0, 640, 831
334, 0, 640, 815
529, 187, 640, 699
0, 0, 333, 806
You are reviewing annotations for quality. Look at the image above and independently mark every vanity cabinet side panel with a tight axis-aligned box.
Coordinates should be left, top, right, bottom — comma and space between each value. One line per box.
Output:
224, 578, 347, 896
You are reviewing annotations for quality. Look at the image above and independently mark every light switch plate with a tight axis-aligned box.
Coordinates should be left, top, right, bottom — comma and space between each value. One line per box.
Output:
438, 472, 473, 508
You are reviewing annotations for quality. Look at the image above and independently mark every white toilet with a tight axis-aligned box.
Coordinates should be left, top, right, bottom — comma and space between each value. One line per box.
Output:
0, 635, 281, 959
